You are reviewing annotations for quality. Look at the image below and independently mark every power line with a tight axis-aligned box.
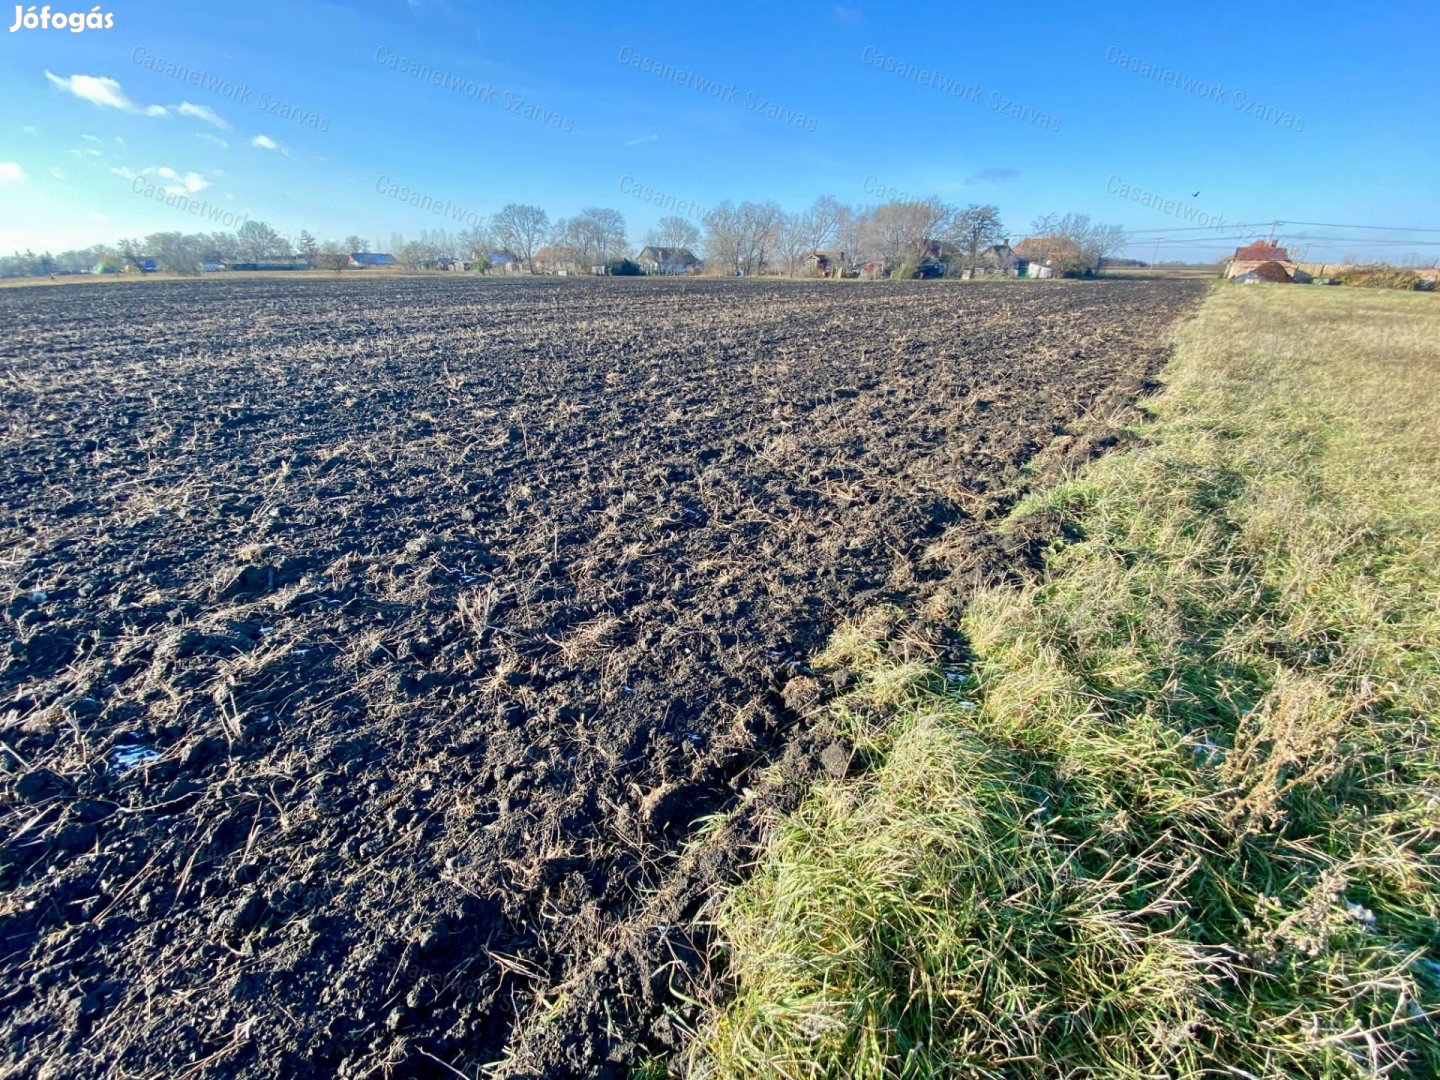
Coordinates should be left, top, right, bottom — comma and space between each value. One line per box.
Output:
1125, 235, 1440, 247
1119, 219, 1440, 237
1279, 220, 1440, 234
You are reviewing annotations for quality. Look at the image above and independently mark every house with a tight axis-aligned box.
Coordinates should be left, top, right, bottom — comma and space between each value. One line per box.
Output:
637, 246, 702, 275
532, 245, 583, 275
349, 252, 398, 269
1014, 235, 1086, 275
973, 243, 1020, 276
484, 251, 523, 274
859, 260, 888, 280
1225, 241, 1297, 280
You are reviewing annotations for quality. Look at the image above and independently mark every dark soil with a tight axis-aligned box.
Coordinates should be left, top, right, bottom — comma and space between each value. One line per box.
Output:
0, 275, 1205, 1078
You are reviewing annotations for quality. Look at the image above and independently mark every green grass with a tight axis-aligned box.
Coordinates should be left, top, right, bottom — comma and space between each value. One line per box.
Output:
689, 286, 1440, 1078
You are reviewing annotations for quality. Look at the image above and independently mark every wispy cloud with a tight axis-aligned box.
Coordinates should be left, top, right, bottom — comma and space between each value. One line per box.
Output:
197, 132, 230, 149
833, 4, 862, 25
965, 167, 1020, 185
178, 102, 230, 129
44, 71, 231, 128
45, 71, 165, 114
250, 134, 286, 153
624, 133, 659, 146
49, 166, 64, 180
0, 162, 25, 183
108, 165, 137, 179
81, 133, 103, 144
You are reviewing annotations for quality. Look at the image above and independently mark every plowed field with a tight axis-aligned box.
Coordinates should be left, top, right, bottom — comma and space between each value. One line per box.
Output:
0, 275, 1205, 1077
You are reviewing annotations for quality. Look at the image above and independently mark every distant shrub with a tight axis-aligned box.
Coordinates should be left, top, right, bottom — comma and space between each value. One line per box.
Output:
607, 258, 643, 276
1337, 266, 1425, 290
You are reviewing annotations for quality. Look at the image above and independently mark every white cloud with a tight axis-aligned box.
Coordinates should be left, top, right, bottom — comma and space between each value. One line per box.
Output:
197, 132, 230, 149
44, 72, 230, 128
109, 165, 137, 179
147, 166, 210, 194
250, 134, 282, 151
0, 162, 25, 183
625, 133, 659, 146
178, 102, 230, 129
69, 147, 102, 158
21, 125, 37, 134
81, 133, 103, 144
45, 70, 140, 111
49, 166, 64, 180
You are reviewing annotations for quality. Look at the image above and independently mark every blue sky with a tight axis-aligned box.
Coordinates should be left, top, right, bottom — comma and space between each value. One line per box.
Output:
2, 0, 1438, 262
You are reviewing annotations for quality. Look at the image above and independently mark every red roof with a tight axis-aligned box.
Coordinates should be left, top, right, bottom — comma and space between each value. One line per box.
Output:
1233, 241, 1290, 262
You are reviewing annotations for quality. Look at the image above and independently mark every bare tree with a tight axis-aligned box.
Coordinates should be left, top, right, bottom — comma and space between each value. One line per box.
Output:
702, 202, 742, 274
236, 220, 288, 261
862, 199, 952, 272
491, 204, 550, 273
556, 207, 628, 268
644, 215, 700, 252
775, 211, 812, 276
316, 240, 350, 273
458, 225, 494, 268
703, 200, 781, 275
835, 204, 865, 271
947, 204, 1006, 271
344, 235, 368, 254
145, 231, 203, 274
1028, 212, 1127, 273
797, 195, 843, 256
582, 207, 627, 264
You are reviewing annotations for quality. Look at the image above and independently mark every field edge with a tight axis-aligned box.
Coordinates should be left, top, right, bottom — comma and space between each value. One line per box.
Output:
681, 286, 1440, 1079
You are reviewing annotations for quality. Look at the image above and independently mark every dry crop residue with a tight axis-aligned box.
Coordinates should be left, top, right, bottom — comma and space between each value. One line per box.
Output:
0, 275, 1205, 1077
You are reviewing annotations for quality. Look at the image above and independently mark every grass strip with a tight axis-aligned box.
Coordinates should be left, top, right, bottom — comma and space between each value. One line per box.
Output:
690, 286, 1440, 1078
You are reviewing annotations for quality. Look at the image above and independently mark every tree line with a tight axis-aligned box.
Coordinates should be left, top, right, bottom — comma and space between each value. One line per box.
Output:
1, 194, 1127, 278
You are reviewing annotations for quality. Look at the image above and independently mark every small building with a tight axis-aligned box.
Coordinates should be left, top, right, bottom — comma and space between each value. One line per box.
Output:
201, 261, 226, 273
974, 243, 1021, 275
349, 252, 398, 269
484, 250, 524, 274
637, 246, 702, 275
859, 260, 888, 280
229, 259, 311, 271
1014, 235, 1087, 275
1225, 241, 1296, 280
532, 245, 583, 275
